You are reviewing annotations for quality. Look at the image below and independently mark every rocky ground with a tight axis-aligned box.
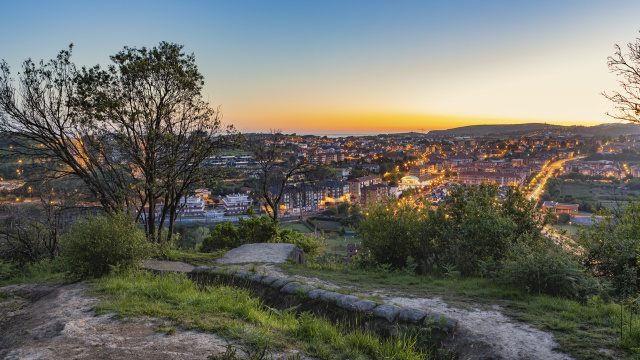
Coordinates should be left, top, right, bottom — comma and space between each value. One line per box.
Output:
232, 262, 575, 360
1, 255, 576, 360
0, 282, 233, 360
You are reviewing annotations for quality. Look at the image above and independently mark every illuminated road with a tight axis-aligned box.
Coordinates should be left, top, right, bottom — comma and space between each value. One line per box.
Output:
527, 156, 582, 203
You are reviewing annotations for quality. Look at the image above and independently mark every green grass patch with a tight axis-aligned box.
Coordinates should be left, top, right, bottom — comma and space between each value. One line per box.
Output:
91, 271, 434, 360
276, 264, 640, 359
0, 259, 66, 286
158, 250, 226, 266
279, 222, 313, 234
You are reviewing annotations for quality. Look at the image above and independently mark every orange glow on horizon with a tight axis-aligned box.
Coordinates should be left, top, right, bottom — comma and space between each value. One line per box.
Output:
233, 112, 603, 134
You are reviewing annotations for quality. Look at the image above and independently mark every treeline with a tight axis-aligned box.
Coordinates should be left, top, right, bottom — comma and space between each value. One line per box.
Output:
357, 184, 640, 300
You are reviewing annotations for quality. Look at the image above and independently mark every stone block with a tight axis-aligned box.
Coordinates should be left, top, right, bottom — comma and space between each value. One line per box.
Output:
398, 308, 428, 324
260, 276, 278, 285
190, 266, 213, 275
373, 304, 401, 323
336, 295, 359, 310
270, 278, 291, 289
352, 299, 377, 312
281, 282, 302, 294
307, 289, 328, 300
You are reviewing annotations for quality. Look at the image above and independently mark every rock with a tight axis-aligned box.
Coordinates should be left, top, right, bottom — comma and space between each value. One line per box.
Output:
234, 271, 250, 279
249, 274, 264, 282
299, 285, 315, 294
280, 282, 302, 294
336, 295, 359, 310
307, 289, 328, 300
398, 308, 428, 324
215, 243, 305, 264
190, 266, 213, 275
270, 279, 291, 289
373, 304, 401, 323
424, 312, 458, 332
352, 299, 377, 312
260, 276, 278, 285
319, 291, 342, 303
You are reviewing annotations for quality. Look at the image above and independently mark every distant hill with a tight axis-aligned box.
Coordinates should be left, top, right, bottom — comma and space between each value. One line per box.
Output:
426, 123, 640, 137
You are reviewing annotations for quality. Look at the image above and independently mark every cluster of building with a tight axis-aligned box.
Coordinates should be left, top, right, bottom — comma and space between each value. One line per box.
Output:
561, 160, 621, 178
173, 131, 640, 218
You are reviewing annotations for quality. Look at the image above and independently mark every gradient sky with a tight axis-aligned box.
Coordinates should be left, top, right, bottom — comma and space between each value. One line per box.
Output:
2, 0, 640, 134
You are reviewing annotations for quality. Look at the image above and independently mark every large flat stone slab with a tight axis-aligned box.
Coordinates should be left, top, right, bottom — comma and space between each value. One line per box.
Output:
215, 243, 304, 264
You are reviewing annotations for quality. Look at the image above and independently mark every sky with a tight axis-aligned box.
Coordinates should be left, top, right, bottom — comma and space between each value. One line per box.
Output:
2, 0, 640, 135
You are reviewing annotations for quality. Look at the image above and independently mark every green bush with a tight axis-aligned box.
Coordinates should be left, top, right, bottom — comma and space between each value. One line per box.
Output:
59, 212, 151, 279
580, 202, 640, 297
500, 236, 601, 299
201, 221, 240, 252
358, 184, 545, 276
279, 228, 323, 257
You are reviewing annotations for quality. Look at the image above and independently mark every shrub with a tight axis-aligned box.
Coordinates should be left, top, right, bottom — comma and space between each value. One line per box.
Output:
201, 221, 240, 252
500, 237, 601, 299
59, 212, 151, 279
358, 184, 543, 276
580, 202, 640, 297
279, 228, 323, 257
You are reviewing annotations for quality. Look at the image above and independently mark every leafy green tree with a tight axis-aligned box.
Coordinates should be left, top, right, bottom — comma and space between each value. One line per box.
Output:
580, 202, 640, 296
337, 202, 351, 216
359, 184, 548, 276
201, 221, 240, 252
0, 43, 235, 243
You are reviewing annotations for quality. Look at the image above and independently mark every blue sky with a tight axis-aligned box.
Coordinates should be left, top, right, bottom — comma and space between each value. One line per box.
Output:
2, 0, 640, 133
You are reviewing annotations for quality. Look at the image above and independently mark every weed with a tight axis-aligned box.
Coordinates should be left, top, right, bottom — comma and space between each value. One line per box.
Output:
156, 326, 176, 335
92, 271, 431, 360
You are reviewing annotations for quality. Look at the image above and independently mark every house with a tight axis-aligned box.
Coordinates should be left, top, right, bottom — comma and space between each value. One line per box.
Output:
456, 171, 526, 186
362, 164, 380, 173
181, 196, 205, 217
319, 181, 351, 203
542, 201, 579, 214
361, 183, 397, 203
346, 175, 382, 200
223, 193, 253, 215
280, 185, 324, 213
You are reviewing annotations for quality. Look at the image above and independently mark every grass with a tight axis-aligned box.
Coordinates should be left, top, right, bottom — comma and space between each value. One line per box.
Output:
91, 270, 434, 360
0, 259, 66, 286
277, 262, 640, 360
158, 249, 226, 266
279, 222, 313, 234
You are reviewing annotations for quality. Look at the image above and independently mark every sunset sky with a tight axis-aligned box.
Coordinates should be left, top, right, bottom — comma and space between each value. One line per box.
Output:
2, 0, 640, 134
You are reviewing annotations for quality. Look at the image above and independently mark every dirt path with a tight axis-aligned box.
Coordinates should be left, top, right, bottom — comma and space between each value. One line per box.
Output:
0, 282, 252, 359
229, 263, 574, 360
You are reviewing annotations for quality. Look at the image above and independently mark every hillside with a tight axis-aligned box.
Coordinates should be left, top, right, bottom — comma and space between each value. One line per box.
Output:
426, 122, 640, 137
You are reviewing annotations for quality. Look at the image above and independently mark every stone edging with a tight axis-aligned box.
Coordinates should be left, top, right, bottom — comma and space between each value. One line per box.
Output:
188, 266, 458, 334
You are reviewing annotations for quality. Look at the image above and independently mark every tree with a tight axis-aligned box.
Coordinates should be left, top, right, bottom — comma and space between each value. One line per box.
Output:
0, 43, 235, 242
0, 46, 133, 214
248, 131, 314, 222
603, 32, 640, 123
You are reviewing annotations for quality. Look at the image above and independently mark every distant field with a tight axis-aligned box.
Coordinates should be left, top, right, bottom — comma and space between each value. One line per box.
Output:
279, 221, 312, 233
553, 180, 638, 212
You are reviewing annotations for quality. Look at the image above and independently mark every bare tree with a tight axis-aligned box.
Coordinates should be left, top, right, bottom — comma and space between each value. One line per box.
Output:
0, 181, 78, 264
247, 131, 315, 222
0, 46, 134, 214
603, 32, 640, 123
